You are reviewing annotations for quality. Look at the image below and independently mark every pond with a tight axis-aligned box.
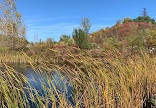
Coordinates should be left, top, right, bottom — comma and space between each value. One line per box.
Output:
5, 64, 75, 107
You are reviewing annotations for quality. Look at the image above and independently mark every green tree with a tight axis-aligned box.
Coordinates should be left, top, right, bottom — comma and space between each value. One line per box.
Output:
60, 35, 71, 42
133, 16, 155, 24
39, 39, 42, 44
122, 9, 155, 24
72, 28, 90, 49
59, 35, 73, 45
46, 38, 54, 43
116, 19, 122, 25
80, 18, 91, 34
123, 17, 133, 23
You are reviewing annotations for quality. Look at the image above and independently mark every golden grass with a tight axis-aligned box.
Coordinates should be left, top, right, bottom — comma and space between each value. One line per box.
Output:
0, 52, 28, 63
0, 49, 155, 107
34, 49, 155, 107
0, 63, 29, 108
72, 51, 156, 107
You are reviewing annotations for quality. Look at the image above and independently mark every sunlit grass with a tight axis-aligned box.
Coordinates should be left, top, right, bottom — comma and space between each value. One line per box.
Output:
0, 52, 28, 63
0, 63, 29, 107
0, 49, 155, 107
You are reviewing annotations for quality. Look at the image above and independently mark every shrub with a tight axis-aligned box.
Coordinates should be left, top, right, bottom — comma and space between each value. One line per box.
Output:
90, 43, 99, 49
72, 28, 90, 49
68, 38, 75, 45
123, 17, 133, 23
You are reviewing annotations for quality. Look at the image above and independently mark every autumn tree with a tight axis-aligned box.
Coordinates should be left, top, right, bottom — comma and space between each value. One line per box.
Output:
0, 0, 26, 49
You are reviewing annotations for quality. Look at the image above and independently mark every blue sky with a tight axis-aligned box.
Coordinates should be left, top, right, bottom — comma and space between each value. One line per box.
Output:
16, 0, 156, 42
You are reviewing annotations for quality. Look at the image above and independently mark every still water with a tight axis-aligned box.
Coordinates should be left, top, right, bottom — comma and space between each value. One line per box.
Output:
7, 64, 75, 107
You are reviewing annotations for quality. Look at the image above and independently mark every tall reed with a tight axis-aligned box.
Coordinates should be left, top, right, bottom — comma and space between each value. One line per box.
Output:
0, 52, 28, 63
0, 49, 155, 107
0, 63, 30, 107
62, 50, 156, 107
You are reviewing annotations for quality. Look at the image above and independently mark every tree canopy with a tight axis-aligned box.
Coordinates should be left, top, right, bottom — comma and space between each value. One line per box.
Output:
133, 16, 155, 24
80, 18, 91, 34
0, 0, 26, 49
123, 9, 155, 24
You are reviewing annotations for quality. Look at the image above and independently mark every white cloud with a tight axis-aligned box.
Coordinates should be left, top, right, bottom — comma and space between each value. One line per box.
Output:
25, 15, 114, 42
26, 22, 80, 42
25, 16, 78, 24
91, 25, 112, 29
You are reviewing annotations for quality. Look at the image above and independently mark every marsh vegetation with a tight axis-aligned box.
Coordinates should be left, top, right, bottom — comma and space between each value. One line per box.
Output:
0, 0, 156, 107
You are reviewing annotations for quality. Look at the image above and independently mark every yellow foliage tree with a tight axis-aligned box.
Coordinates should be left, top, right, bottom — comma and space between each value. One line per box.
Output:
0, 0, 26, 49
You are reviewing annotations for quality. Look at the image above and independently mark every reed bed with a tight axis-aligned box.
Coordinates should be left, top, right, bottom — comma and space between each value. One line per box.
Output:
0, 62, 74, 108
0, 52, 29, 63
62, 50, 156, 108
0, 49, 155, 108
0, 63, 30, 107
35, 49, 156, 107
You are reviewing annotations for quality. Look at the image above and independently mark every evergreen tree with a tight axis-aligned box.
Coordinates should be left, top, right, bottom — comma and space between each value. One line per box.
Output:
142, 8, 148, 17
133, 8, 155, 24
72, 28, 89, 49
73, 18, 91, 49
133, 16, 155, 24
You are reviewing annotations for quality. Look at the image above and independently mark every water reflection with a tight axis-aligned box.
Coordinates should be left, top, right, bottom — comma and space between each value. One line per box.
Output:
7, 64, 75, 107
